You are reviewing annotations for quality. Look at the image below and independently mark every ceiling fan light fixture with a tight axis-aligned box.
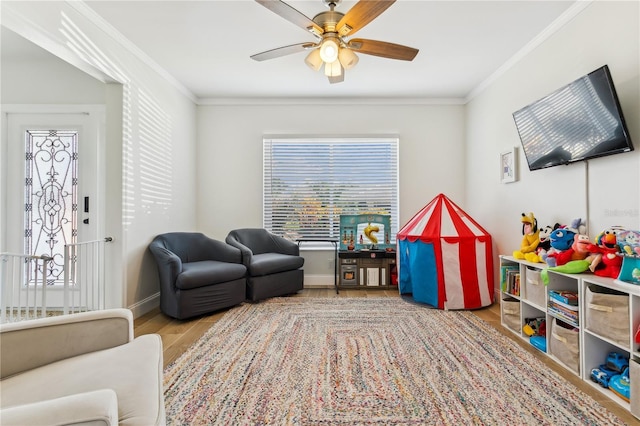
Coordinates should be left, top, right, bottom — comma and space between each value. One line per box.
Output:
324, 60, 342, 77
305, 49, 323, 71
319, 37, 339, 63
338, 47, 359, 70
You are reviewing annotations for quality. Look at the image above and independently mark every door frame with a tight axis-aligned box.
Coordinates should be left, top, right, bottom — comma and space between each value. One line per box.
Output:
1, 104, 106, 306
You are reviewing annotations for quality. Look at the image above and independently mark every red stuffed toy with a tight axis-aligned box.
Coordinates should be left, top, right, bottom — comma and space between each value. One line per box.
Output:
588, 227, 624, 278
554, 233, 592, 266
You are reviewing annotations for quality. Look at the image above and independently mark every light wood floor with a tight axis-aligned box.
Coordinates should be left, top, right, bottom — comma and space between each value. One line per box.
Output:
134, 288, 638, 424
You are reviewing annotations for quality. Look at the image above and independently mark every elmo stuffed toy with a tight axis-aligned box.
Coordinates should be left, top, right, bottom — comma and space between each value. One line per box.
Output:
588, 227, 624, 278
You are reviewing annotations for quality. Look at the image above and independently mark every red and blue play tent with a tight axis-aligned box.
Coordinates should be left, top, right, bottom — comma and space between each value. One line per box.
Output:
397, 193, 494, 310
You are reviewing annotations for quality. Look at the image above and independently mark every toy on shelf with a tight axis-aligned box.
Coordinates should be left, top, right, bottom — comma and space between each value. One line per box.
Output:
590, 364, 619, 388
523, 317, 546, 337
606, 352, 629, 372
542, 259, 593, 284
552, 233, 593, 266
616, 229, 640, 285
527, 223, 560, 264
567, 217, 587, 235
523, 317, 546, 352
513, 212, 540, 260
541, 233, 596, 284
609, 366, 630, 402
589, 352, 629, 389
587, 227, 625, 278
618, 230, 640, 257
546, 226, 576, 267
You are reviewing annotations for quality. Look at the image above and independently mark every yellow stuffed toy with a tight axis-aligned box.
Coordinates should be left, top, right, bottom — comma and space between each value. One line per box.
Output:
513, 212, 540, 260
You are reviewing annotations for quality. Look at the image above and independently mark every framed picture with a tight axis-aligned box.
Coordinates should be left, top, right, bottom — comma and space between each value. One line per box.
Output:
500, 148, 517, 183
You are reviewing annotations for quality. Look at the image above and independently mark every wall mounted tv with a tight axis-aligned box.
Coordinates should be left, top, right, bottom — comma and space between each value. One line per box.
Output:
513, 65, 634, 171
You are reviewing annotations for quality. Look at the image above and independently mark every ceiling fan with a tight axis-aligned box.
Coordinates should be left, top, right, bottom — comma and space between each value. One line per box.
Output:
251, 0, 419, 84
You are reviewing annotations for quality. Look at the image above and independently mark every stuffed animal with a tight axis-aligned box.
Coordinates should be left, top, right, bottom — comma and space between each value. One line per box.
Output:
513, 212, 540, 260
553, 233, 593, 266
587, 227, 625, 278
567, 217, 587, 235
546, 227, 576, 267
526, 223, 560, 263
618, 230, 640, 257
541, 259, 592, 284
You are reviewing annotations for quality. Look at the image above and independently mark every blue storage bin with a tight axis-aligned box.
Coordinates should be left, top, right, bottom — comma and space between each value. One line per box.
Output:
530, 335, 547, 352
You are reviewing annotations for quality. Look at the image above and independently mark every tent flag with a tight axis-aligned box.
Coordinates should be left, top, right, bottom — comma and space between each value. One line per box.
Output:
397, 193, 494, 310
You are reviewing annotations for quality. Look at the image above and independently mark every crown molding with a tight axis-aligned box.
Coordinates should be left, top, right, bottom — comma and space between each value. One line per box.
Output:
465, 0, 594, 103
18, 0, 591, 107
67, 1, 197, 103
197, 97, 466, 106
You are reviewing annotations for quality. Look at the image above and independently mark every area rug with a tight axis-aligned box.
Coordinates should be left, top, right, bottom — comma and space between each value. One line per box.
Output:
164, 298, 625, 425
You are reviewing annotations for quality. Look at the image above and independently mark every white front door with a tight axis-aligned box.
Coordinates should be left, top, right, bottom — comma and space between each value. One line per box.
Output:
2, 109, 104, 306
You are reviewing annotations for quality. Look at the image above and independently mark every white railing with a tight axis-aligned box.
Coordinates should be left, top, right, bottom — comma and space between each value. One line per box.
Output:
64, 237, 113, 314
0, 253, 53, 323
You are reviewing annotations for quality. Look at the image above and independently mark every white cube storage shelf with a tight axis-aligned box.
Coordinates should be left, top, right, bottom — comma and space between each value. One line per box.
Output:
499, 255, 640, 419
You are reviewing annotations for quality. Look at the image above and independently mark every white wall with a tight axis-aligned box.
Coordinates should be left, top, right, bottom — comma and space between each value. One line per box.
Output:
466, 1, 640, 291
1, 2, 198, 315
4, 1, 637, 299
197, 102, 466, 279
1, 54, 106, 104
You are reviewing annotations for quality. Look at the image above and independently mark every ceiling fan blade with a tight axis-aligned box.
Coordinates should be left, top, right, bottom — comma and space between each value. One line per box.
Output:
336, 0, 396, 37
255, 0, 324, 36
251, 42, 316, 61
348, 38, 418, 61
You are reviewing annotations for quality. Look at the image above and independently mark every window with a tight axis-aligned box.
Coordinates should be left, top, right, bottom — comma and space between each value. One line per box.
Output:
263, 137, 399, 242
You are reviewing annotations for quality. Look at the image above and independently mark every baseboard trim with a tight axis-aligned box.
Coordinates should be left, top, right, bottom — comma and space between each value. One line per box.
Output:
304, 274, 337, 287
128, 292, 160, 318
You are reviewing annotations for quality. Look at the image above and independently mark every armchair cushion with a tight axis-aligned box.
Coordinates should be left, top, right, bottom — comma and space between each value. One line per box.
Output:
226, 228, 300, 261
0, 389, 119, 426
0, 309, 132, 379
176, 261, 247, 290
250, 253, 305, 276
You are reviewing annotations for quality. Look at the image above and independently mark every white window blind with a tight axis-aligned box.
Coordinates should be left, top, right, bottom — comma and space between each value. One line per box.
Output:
263, 137, 399, 242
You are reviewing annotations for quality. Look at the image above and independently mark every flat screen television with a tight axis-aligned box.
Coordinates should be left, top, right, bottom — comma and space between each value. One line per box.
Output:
513, 65, 634, 171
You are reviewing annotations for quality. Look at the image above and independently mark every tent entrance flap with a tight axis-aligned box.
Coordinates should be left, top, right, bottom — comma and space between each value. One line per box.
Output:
399, 239, 439, 308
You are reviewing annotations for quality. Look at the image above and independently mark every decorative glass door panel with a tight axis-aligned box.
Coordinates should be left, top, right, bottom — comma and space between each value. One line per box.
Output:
25, 130, 78, 285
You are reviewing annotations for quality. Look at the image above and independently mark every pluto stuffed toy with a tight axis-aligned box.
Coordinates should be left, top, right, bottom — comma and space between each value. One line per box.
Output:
526, 223, 560, 263
513, 212, 540, 260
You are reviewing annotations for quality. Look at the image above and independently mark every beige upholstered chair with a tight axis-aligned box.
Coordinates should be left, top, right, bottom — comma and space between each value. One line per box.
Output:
0, 309, 165, 426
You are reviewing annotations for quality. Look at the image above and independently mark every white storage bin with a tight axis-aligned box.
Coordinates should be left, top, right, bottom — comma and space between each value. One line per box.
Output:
630, 360, 640, 419
501, 299, 520, 332
585, 285, 629, 347
549, 318, 579, 374
524, 267, 545, 306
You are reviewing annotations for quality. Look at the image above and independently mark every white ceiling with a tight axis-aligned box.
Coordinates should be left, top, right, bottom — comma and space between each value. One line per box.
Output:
4, 0, 578, 101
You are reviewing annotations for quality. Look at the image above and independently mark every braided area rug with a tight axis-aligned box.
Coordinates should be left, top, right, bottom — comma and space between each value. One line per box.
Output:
164, 297, 625, 425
